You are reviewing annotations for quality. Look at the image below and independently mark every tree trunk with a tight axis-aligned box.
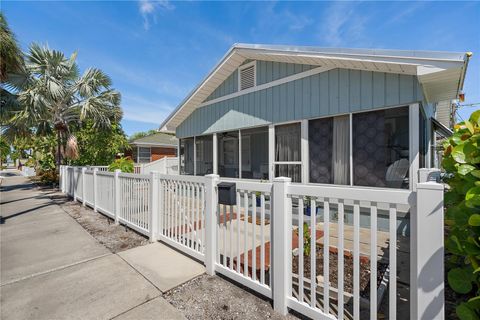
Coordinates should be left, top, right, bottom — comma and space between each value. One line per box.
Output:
56, 129, 62, 171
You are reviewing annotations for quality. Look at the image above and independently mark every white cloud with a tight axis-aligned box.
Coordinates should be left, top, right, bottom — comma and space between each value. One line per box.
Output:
138, 0, 175, 30
320, 2, 371, 47
121, 93, 174, 125
387, 2, 426, 25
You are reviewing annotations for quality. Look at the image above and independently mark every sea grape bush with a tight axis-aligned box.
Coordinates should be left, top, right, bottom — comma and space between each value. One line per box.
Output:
443, 110, 480, 319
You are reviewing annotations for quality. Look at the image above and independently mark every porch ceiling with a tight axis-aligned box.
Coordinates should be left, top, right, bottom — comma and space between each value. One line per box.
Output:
160, 44, 470, 132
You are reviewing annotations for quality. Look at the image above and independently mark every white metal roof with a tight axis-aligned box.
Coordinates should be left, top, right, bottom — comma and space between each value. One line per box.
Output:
160, 43, 470, 131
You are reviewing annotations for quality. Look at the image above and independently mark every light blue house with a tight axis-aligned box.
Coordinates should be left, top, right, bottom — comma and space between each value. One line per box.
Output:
160, 44, 470, 191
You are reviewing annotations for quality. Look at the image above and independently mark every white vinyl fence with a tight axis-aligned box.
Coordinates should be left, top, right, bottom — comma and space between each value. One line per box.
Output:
60, 166, 444, 320
134, 157, 179, 175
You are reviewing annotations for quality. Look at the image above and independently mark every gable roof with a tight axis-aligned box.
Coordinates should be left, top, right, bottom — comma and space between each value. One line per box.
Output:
160, 43, 471, 132
130, 132, 178, 147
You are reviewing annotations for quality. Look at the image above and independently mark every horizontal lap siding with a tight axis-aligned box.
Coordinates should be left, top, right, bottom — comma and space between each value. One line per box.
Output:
177, 68, 423, 138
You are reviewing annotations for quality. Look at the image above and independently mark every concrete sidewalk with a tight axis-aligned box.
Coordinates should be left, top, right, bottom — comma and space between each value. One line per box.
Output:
0, 176, 193, 320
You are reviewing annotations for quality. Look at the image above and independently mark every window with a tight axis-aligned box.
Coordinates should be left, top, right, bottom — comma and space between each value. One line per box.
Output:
309, 115, 350, 185
218, 131, 239, 178
353, 107, 409, 189
238, 62, 256, 91
275, 123, 301, 182
138, 147, 151, 163
241, 127, 269, 179
195, 135, 213, 176
180, 138, 194, 175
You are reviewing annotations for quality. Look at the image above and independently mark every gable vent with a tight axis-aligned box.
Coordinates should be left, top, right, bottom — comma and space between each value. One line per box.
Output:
239, 64, 255, 91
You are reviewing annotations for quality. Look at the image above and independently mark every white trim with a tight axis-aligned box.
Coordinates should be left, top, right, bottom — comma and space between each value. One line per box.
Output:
237, 60, 257, 92
301, 119, 309, 184
131, 142, 177, 148
409, 103, 420, 191
200, 66, 334, 109
268, 125, 275, 181
349, 113, 353, 186
213, 133, 218, 175
193, 136, 197, 175
238, 130, 242, 179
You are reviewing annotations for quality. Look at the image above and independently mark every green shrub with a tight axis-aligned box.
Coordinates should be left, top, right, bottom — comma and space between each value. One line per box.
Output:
108, 157, 134, 173
443, 110, 480, 319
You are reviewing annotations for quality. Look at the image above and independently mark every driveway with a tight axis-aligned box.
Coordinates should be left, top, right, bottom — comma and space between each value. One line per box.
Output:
0, 176, 188, 320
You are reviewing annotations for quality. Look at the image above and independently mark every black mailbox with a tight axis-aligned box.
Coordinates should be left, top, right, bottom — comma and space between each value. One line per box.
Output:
218, 182, 236, 205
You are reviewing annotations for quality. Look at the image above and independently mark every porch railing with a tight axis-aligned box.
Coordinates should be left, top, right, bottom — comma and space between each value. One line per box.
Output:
59, 166, 444, 320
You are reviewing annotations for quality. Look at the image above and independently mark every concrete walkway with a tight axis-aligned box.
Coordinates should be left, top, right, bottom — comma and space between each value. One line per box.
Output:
0, 175, 202, 320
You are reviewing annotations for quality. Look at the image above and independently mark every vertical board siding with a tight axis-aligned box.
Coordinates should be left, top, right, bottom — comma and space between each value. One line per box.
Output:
205, 61, 317, 102
178, 68, 423, 138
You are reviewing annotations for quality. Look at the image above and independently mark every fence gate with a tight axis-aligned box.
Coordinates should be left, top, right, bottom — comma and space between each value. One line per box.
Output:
157, 174, 207, 262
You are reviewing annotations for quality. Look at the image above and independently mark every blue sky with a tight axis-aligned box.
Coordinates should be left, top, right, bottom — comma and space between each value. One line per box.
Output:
3, 1, 479, 136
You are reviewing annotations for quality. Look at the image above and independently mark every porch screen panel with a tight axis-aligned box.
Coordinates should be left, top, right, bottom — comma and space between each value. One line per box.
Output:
309, 117, 333, 183
180, 138, 194, 175
275, 123, 301, 183
218, 131, 239, 178
195, 135, 213, 176
138, 147, 151, 163
353, 106, 409, 188
241, 127, 269, 179
309, 115, 350, 185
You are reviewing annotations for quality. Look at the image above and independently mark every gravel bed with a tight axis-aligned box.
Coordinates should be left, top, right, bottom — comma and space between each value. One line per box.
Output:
164, 274, 301, 320
47, 190, 148, 253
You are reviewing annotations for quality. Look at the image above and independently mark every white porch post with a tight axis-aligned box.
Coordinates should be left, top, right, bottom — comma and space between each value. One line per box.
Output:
82, 167, 86, 206
272, 176, 292, 315
178, 139, 182, 174
410, 177, 444, 320
93, 167, 98, 212
136, 145, 139, 164
193, 136, 197, 176
213, 133, 218, 175
114, 169, 121, 224
149, 171, 159, 242
268, 125, 275, 182
301, 119, 309, 184
409, 103, 420, 191
238, 130, 242, 179
204, 174, 219, 275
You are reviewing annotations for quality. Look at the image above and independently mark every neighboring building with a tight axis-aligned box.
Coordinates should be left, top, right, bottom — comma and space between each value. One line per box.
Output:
127, 132, 178, 164
160, 44, 470, 189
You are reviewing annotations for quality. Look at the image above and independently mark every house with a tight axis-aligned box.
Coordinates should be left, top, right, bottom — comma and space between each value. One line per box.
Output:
160, 44, 470, 190
127, 132, 178, 164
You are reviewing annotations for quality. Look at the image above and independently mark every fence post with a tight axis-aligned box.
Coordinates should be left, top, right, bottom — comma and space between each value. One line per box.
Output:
82, 167, 86, 206
149, 171, 159, 242
114, 169, 121, 224
93, 167, 98, 212
204, 174, 219, 276
59, 165, 63, 192
272, 177, 292, 315
410, 180, 444, 320
73, 167, 78, 201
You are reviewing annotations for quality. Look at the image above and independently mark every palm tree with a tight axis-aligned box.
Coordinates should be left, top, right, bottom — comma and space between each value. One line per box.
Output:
1, 12, 24, 129
0, 12, 23, 82
6, 43, 122, 169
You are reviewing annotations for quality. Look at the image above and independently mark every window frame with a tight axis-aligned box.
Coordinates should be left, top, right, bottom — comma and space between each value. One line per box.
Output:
137, 146, 151, 163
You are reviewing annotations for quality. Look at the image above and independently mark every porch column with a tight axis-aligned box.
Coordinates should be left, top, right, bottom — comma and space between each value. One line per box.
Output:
212, 133, 218, 175
301, 119, 309, 184
409, 103, 420, 191
268, 125, 275, 182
